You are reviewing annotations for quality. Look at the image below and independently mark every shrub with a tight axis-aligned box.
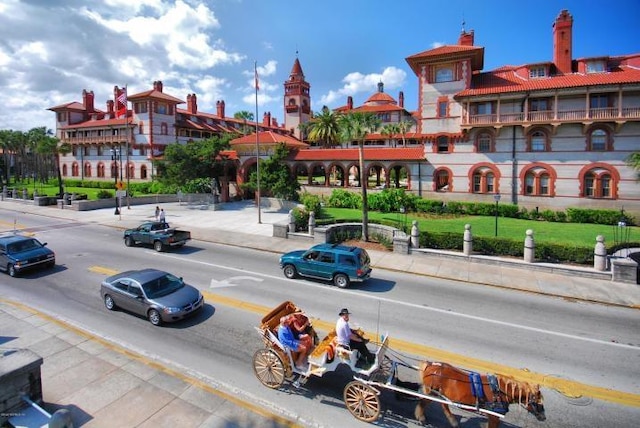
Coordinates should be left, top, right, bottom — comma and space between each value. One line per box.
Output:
97, 190, 114, 199
300, 192, 323, 217
327, 189, 361, 209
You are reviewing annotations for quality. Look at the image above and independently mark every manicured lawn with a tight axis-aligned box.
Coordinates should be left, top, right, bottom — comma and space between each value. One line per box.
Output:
323, 207, 639, 248
10, 181, 115, 200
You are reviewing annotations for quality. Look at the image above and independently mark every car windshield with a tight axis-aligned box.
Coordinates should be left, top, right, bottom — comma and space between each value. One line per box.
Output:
141, 273, 184, 299
7, 239, 42, 254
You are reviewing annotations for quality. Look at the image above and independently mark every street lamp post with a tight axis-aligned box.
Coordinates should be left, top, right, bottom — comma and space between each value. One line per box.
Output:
111, 148, 120, 215
494, 194, 501, 237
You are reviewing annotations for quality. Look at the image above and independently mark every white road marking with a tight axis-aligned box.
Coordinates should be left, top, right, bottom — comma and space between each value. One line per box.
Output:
210, 276, 264, 288
153, 252, 639, 351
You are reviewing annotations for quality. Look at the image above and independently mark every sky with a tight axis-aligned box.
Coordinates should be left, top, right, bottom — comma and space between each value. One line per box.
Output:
0, 0, 639, 132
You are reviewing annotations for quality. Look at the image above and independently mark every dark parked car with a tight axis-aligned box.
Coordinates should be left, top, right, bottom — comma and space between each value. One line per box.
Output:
123, 221, 191, 252
279, 243, 372, 288
100, 268, 204, 326
0, 234, 55, 277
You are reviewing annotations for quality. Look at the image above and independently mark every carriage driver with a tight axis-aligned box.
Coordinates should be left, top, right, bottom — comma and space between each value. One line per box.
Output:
277, 315, 310, 370
336, 308, 374, 365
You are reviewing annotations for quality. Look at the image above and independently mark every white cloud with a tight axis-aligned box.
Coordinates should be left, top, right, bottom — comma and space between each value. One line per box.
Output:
319, 66, 407, 107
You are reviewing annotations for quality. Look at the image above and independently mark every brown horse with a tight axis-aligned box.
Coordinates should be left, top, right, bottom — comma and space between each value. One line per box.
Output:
414, 361, 545, 428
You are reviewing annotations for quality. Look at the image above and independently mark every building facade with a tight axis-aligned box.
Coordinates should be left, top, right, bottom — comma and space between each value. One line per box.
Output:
49, 9, 640, 218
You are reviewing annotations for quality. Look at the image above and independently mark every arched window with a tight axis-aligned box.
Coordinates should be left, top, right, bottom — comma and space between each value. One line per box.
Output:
529, 130, 547, 152
141, 165, 148, 179
588, 128, 610, 151
72, 162, 79, 177
470, 166, 498, 194
579, 164, 618, 199
139, 121, 144, 134
97, 163, 105, 178
434, 168, 451, 192
84, 163, 91, 178
62, 164, 68, 176
521, 164, 555, 196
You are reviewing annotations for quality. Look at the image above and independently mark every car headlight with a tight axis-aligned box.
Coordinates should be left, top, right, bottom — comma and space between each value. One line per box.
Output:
163, 307, 181, 314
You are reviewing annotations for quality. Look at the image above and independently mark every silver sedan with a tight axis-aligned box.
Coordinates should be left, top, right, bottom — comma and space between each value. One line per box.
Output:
100, 268, 204, 326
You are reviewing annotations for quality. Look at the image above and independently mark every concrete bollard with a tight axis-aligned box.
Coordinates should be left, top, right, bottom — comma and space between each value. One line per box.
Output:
410, 220, 419, 248
288, 209, 296, 233
463, 224, 473, 256
308, 211, 315, 236
524, 229, 535, 263
594, 235, 607, 271
22, 189, 27, 199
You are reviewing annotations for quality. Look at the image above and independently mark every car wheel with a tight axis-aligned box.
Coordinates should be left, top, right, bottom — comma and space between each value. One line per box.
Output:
148, 309, 162, 326
333, 273, 350, 288
104, 294, 116, 311
153, 241, 164, 252
7, 264, 17, 277
283, 264, 298, 279
124, 236, 134, 247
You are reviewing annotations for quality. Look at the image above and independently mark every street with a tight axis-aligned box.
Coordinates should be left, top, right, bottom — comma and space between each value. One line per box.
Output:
0, 209, 638, 427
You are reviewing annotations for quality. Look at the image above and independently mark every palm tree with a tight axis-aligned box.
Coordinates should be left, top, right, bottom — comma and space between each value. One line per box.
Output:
27, 127, 68, 197
627, 153, 640, 180
397, 120, 414, 147
234, 111, 254, 135
308, 107, 341, 148
381, 123, 400, 148
338, 111, 381, 241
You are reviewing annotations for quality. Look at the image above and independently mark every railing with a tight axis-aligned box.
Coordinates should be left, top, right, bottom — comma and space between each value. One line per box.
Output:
60, 135, 130, 144
463, 107, 640, 126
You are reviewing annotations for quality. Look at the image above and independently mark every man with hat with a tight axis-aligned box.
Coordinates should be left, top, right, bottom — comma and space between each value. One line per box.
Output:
335, 308, 374, 365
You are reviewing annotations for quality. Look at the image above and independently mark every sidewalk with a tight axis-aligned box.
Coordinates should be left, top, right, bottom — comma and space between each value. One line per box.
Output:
1, 198, 639, 428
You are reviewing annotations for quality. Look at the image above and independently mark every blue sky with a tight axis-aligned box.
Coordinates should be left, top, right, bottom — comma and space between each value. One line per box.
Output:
0, 0, 638, 132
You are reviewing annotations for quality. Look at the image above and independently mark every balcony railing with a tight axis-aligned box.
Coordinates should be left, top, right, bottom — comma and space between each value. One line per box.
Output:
59, 135, 131, 144
463, 107, 640, 126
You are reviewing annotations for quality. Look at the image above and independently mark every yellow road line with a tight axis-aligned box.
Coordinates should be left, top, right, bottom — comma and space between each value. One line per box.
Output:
203, 291, 640, 408
87, 267, 640, 408
0, 298, 300, 427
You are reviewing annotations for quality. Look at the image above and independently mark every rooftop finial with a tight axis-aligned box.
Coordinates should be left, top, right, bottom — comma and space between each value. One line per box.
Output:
461, 15, 466, 32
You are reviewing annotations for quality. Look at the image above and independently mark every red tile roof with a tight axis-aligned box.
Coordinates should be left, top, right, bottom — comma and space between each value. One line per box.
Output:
47, 101, 87, 111
457, 58, 640, 97
59, 117, 132, 129
291, 146, 425, 161
230, 131, 308, 148
406, 45, 484, 74
127, 89, 184, 104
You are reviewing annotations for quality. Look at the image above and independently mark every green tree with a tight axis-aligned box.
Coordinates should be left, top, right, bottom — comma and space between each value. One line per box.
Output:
243, 143, 300, 200
627, 153, 640, 180
157, 135, 231, 189
381, 123, 400, 148
338, 111, 381, 241
397, 120, 413, 147
28, 127, 69, 197
307, 107, 341, 148
234, 111, 254, 135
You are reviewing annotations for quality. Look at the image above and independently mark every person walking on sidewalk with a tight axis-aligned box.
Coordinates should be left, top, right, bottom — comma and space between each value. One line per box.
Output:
159, 208, 166, 223
155, 205, 160, 221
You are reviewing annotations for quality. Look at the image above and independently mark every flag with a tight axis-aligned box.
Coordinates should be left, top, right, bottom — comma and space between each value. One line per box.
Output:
254, 64, 259, 91
116, 87, 127, 118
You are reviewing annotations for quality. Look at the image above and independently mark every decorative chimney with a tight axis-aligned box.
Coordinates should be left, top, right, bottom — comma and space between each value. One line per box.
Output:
263, 112, 271, 126
107, 100, 114, 118
216, 100, 225, 117
153, 80, 164, 92
187, 94, 197, 114
553, 9, 573, 75
82, 90, 95, 114
458, 30, 474, 46
347, 96, 353, 110
399, 91, 404, 108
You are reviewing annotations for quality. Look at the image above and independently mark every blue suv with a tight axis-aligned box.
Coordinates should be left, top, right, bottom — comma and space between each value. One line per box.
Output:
279, 243, 372, 288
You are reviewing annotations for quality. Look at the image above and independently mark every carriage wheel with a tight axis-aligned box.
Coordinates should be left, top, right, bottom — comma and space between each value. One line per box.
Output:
370, 356, 393, 383
253, 349, 286, 389
343, 381, 381, 422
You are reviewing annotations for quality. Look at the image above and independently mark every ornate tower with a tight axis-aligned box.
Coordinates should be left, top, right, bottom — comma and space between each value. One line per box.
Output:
284, 55, 311, 139
553, 9, 573, 75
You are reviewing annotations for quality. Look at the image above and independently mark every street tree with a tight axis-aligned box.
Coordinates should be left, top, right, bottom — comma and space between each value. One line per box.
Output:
234, 111, 254, 135
243, 143, 300, 201
338, 111, 381, 241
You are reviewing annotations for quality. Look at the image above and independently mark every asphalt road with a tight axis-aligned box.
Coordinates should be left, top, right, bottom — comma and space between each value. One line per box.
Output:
1, 209, 638, 427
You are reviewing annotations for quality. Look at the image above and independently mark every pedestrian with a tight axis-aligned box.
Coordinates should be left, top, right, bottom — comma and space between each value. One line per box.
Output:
335, 308, 374, 365
154, 205, 160, 221
159, 208, 166, 223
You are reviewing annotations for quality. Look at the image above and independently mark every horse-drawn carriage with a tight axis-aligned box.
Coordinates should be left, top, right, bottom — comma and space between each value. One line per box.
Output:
253, 301, 546, 426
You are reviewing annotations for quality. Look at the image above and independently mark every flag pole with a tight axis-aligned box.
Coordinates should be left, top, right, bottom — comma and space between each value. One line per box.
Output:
125, 84, 131, 209
255, 61, 261, 224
